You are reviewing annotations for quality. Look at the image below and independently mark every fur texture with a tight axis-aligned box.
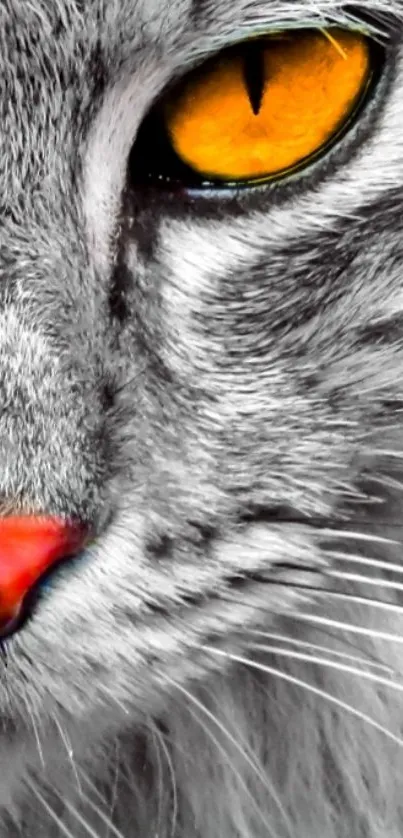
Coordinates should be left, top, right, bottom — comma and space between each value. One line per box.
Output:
1, 1, 403, 835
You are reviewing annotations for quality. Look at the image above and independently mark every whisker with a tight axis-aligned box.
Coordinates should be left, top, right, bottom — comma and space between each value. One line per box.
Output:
48, 789, 103, 838
24, 779, 77, 838
245, 582, 403, 615
52, 712, 83, 796
176, 692, 281, 838
30, 714, 46, 770
243, 642, 403, 692
371, 449, 403, 460
243, 629, 393, 673
315, 529, 400, 546
287, 611, 403, 645
46, 770, 127, 838
200, 646, 403, 749
75, 764, 108, 804
329, 550, 403, 576
56, 772, 126, 838
163, 672, 293, 836
148, 720, 165, 838
100, 684, 130, 717
223, 583, 403, 616
20, 693, 46, 770
105, 739, 120, 838
74, 764, 126, 838
319, 28, 348, 58
155, 722, 218, 769
152, 716, 178, 838
326, 569, 403, 593
307, 587, 403, 613
371, 473, 403, 493
83, 793, 125, 838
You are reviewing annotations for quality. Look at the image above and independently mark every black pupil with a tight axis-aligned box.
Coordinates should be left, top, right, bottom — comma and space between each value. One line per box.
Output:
242, 42, 266, 115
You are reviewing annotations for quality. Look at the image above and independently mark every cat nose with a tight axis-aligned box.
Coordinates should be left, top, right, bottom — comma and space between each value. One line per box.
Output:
0, 516, 90, 636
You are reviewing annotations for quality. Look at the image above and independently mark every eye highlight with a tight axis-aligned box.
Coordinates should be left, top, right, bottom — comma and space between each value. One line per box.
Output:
131, 28, 381, 191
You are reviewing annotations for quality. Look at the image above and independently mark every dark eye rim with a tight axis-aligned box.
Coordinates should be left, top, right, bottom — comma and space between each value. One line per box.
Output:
129, 29, 386, 194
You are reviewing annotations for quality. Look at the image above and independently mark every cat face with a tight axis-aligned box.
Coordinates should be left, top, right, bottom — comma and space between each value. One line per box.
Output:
0, 0, 403, 814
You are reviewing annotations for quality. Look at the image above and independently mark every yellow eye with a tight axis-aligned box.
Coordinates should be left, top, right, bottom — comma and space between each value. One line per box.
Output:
163, 29, 373, 183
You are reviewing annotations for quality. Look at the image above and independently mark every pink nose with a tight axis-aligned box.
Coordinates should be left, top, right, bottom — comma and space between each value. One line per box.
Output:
0, 516, 90, 628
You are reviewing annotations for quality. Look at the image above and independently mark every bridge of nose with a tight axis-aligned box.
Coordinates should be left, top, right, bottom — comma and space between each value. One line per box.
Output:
0, 516, 90, 626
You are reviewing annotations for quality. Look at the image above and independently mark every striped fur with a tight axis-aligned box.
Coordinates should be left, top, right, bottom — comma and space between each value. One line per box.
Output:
1, 1, 403, 836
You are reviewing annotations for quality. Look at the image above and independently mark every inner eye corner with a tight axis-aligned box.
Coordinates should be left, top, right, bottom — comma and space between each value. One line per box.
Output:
129, 26, 385, 195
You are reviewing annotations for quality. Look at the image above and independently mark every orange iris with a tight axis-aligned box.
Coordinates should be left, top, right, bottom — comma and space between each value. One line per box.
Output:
165, 29, 371, 182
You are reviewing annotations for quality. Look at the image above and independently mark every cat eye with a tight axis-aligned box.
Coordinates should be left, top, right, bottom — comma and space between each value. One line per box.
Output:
130, 27, 382, 191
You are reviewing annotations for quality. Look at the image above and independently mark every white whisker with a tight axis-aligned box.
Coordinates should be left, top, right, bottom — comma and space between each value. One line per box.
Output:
50, 790, 103, 838
329, 550, 403, 576
326, 569, 403, 593
100, 685, 130, 717
244, 642, 403, 691
372, 473, 403, 492
224, 586, 403, 618
20, 693, 45, 769
305, 588, 403, 614
372, 449, 403, 460
148, 714, 178, 838
246, 621, 394, 670
75, 764, 106, 804
288, 611, 403, 644
75, 764, 126, 838
105, 739, 120, 838
244, 629, 393, 672
24, 779, 77, 838
82, 793, 125, 838
178, 692, 281, 838
200, 646, 403, 749
75, 785, 125, 838
52, 712, 83, 796
163, 672, 293, 836
316, 529, 400, 546
149, 720, 165, 838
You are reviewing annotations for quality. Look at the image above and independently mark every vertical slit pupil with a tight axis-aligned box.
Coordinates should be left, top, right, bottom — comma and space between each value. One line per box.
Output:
242, 42, 266, 115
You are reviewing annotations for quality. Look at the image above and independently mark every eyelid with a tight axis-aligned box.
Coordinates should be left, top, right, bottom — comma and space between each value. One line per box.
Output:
188, 18, 378, 68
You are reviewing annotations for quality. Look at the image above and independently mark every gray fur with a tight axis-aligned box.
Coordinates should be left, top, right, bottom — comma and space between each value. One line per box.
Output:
1, 0, 403, 835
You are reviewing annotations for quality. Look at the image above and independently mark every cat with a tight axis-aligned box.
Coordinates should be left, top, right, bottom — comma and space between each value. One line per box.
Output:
1, 0, 403, 835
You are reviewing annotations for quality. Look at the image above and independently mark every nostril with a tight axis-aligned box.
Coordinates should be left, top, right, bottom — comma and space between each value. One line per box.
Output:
0, 516, 91, 638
